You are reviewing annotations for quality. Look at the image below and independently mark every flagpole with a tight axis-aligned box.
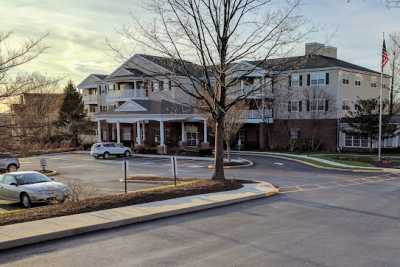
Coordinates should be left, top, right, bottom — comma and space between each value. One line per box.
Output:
378, 32, 384, 161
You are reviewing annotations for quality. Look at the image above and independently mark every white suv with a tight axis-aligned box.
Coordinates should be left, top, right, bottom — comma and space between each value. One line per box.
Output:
90, 143, 132, 159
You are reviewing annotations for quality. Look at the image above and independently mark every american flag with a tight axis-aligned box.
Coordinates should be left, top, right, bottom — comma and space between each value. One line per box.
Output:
382, 39, 389, 70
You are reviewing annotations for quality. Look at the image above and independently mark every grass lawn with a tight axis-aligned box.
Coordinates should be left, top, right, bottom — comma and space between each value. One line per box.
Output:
315, 155, 375, 167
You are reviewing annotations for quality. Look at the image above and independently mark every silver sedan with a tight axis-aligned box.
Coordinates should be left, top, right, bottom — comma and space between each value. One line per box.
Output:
0, 171, 70, 208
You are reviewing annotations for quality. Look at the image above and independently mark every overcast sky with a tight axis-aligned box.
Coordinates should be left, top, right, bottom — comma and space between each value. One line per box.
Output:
1, 0, 399, 86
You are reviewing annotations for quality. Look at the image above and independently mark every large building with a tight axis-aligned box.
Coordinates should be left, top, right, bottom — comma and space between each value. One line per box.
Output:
78, 43, 392, 152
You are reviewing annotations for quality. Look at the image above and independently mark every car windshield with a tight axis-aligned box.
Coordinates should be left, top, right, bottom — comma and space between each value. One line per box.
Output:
14, 173, 51, 185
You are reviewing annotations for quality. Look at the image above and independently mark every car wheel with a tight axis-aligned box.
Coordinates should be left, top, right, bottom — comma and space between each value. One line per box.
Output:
20, 193, 32, 208
103, 152, 110, 159
7, 164, 18, 172
124, 150, 131, 157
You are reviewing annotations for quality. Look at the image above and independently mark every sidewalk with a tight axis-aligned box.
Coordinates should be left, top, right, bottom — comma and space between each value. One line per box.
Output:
0, 181, 278, 251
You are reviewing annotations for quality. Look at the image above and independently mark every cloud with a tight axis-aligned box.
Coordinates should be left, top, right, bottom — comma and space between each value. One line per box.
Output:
1, 0, 399, 84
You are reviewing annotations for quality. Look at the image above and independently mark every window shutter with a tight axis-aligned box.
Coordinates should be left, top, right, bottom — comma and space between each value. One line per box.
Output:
299, 75, 303, 86
288, 75, 292, 87
299, 101, 302, 112
307, 74, 310, 86
326, 73, 330, 85
325, 100, 329, 111
306, 100, 310, 111
288, 101, 292, 112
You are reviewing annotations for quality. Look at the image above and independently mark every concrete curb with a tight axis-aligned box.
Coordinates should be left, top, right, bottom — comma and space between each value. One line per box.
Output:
0, 181, 278, 251
207, 158, 254, 169
234, 151, 383, 173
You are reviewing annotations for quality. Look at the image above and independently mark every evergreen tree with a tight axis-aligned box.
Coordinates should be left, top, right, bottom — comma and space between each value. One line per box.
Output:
57, 81, 88, 146
343, 98, 396, 152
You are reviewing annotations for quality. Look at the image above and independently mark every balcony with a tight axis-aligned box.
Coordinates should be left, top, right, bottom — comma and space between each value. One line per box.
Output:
106, 89, 147, 103
241, 109, 273, 123
241, 84, 273, 99
82, 94, 98, 104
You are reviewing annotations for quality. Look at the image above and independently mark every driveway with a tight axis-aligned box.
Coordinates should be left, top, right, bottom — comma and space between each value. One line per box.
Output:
1, 153, 400, 266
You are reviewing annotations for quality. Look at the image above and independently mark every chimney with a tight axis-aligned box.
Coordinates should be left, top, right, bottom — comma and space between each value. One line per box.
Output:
305, 42, 337, 58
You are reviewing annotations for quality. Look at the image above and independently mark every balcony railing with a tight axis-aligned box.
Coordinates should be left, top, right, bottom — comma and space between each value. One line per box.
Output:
241, 109, 273, 121
241, 85, 273, 99
106, 89, 146, 102
82, 94, 98, 104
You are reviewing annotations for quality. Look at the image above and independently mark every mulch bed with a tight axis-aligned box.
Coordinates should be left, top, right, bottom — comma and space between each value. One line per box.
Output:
0, 179, 243, 226
126, 176, 196, 182
223, 161, 248, 167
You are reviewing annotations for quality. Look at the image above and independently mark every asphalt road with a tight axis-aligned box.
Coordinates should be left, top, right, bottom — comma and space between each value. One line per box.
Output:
1, 153, 400, 267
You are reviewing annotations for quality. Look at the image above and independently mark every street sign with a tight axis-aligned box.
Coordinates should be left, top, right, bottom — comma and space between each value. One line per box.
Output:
40, 158, 47, 171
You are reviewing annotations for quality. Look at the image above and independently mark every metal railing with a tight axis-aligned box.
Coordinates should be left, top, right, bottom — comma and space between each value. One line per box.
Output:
240, 109, 272, 120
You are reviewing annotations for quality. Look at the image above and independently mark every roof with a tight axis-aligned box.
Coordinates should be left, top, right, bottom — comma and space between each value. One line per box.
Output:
250, 55, 383, 75
139, 54, 204, 77
92, 74, 107, 80
102, 99, 193, 115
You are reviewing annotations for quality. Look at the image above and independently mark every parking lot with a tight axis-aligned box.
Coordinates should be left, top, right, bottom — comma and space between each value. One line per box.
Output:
0, 152, 217, 213
20, 152, 213, 191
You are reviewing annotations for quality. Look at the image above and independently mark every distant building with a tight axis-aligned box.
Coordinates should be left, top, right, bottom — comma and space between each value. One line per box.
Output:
10, 93, 64, 142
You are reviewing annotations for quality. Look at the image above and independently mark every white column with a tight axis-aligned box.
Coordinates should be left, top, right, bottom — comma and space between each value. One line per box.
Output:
136, 121, 142, 145
97, 120, 102, 142
181, 121, 186, 142
160, 120, 165, 146
203, 119, 208, 144
142, 121, 146, 141
116, 122, 121, 143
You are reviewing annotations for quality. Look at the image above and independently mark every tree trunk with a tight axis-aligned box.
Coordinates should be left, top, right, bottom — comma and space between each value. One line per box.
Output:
212, 116, 225, 180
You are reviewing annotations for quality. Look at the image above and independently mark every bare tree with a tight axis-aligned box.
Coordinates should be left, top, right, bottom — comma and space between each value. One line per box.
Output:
208, 102, 246, 162
389, 33, 400, 115
0, 31, 59, 151
111, 0, 309, 179
0, 32, 54, 100
9, 80, 63, 145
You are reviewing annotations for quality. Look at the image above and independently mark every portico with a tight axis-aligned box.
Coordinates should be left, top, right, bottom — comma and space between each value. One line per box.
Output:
95, 99, 209, 154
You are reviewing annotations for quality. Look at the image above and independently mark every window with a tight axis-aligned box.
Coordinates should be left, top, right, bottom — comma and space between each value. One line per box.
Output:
308, 99, 328, 112
154, 128, 160, 144
159, 81, 164, 91
299, 75, 303, 86
342, 79, 349, 85
186, 126, 198, 146
89, 105, 97, 113
371, 82, 377, 88
307, 74, 311, 86
344, 134, 369, 148
168, 80, 172, 90
355, 80, 361, 86
342, 100, 350, 111
290, 74, 300, 87
288, 101, 301, 112
289, 128, 300, 140
310, 72, 326, 86
3, 175, 17, 185
151, 81, 154, 92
